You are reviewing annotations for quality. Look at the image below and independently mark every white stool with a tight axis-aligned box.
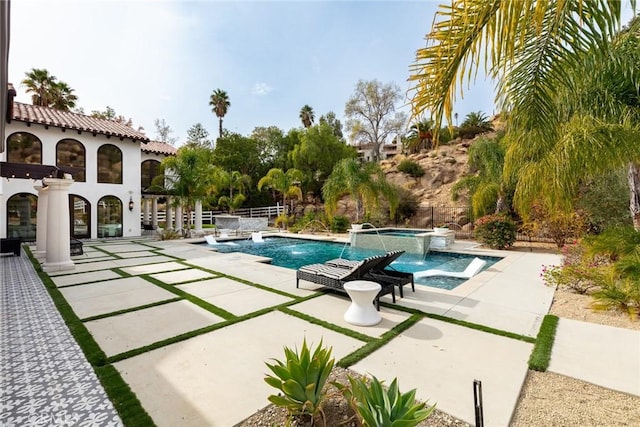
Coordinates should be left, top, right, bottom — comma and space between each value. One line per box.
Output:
343, 280, 382, 326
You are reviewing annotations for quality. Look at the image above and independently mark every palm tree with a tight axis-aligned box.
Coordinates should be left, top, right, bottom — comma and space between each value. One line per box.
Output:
406, 118, 433, 153
161, 146, 216, 235
22, 68, 78, 111
215, 169, 251, 213
257, 168, 304, 213
409, 1, 640, 229
460, 111, 492, 130
322, 158, 398, 222
451, 135, 509, 217
50, 81, 78, 111
22, 68, 56, 106
209, 89, 231, 139
299, 105, 315, 128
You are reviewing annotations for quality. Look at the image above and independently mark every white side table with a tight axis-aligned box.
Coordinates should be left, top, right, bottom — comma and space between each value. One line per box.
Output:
343, 280, 382, 326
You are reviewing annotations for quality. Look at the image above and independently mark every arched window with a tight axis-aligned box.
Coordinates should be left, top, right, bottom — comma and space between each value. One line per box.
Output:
97, 196, 122, 238
97, 144, 122, 184
69, 194, 90, 239
141, 159, 164, 191
57, 139, 86, 182
7, 132, 42, 164
6, 193, 38, 240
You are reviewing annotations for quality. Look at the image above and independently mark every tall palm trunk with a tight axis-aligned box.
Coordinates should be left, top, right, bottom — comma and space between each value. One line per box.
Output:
628, 162, 640, 231
219, 118, 223, 139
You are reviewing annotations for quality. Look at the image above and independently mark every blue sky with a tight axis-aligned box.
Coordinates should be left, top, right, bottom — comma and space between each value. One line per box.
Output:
9, 1, 500, 145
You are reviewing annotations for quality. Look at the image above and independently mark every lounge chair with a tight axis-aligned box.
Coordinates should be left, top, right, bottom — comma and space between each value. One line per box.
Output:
414, 257, 486, 279
205, 235, 218, 245
326, 250, 415, 298
251, 232, 264, 243
296, 254, 395, 310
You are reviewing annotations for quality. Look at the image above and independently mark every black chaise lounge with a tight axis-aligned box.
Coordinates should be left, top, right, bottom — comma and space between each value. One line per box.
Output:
326, 250, 415, 298
296, 254, 396, 310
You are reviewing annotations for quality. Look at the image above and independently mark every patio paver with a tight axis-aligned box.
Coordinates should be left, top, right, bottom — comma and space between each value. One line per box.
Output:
59, 277, 176, 319
150, 268, 217, 284
114, 310, 364, 426
50, 269, 122, 287
85, 300, 224, 357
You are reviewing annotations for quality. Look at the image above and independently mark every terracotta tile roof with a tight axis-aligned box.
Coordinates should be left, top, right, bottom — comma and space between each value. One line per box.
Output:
142, 140, 177, 156
11, 102, 150, 142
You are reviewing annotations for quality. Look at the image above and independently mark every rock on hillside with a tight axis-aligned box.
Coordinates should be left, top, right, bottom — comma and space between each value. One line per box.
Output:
381, 136, 488, 208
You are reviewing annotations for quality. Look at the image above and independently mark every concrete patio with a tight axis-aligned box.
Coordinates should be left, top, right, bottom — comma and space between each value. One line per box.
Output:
1, 235, 638, 426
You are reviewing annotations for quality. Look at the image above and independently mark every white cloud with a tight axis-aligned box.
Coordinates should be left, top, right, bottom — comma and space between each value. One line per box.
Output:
251, 82, 273, 96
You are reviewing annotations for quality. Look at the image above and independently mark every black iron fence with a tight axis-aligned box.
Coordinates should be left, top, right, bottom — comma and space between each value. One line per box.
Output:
400, 206, 556, 243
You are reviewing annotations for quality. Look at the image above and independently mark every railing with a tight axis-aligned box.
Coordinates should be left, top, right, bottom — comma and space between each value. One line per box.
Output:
145, 205, 286, 226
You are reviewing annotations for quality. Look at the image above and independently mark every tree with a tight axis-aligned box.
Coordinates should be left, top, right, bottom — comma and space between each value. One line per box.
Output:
90, 106, 136, 128
461, 111, 492, 130
290, 123, 357, 196
319, 111, 344, 139
21, 68, 77, 111
49, 81, 78, 111
322, 158, 398, 222
162, 146, 216, 234
251, 126, 293, 170
185, 123, 212, 148
345, 79, 407, 162
452, 135, 509, 218
215, 169, 251, 213
257, 168, 304, 213
154, 118, 178, 145
299, 105, 315, 128
406, 118, 433, 153
409, 1, 640, 229
210, 89, 230, 139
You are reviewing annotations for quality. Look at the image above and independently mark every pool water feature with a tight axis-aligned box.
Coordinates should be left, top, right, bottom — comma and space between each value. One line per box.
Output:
350, 227, 433, 255
202, 236, 500, 290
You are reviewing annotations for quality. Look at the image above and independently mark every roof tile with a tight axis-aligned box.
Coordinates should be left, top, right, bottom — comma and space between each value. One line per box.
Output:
12, 102, 149, 142
142, 140, 177, 155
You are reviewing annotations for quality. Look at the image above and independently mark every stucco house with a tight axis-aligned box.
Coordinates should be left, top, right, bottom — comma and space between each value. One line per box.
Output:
1, 91, 176, 241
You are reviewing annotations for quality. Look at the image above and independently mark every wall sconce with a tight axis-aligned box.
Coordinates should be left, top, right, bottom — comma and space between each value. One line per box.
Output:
128, 197, 134, 212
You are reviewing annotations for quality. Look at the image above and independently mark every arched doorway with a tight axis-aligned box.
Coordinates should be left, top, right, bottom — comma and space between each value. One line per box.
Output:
97, 196, 122, 238
6, 193, 37, 240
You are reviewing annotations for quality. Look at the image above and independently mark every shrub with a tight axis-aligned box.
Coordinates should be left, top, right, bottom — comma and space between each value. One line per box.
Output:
264, 339, 334, 423
394, 187, 419, 223
397, 160, 425, 178
473, 214, 517, 249
523, 202, 588, 248
158, 229, 181, 240
541, 241, 611, 294
336, 375, 435, 427
591, 274, 640, 320
330, 215, 350, 233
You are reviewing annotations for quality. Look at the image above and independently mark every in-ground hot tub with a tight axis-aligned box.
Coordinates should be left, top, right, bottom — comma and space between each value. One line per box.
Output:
349, 228, 434, 255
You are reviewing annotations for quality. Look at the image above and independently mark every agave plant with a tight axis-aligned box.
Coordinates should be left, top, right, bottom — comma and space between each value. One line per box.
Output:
339, 375, 435, 427
264, 339, 334, 424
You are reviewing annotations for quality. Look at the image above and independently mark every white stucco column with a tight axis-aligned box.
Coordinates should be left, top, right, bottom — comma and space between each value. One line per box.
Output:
42, 178, 75, 272
165, 197, 173, 230
34, 184, 49, 256
175, 204, 182, 231
143, 197, 151, 225
195, 200, 203, 234
152, 197, 158, 229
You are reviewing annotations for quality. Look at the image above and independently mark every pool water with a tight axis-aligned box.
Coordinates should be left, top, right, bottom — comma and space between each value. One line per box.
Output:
204, 237, 500, 290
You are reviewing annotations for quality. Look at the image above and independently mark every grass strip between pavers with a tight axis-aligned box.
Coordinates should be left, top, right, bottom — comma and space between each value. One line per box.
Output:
105, 296, 320, 364
279, 307, 374, 343
528, 314, 559, 371
141, 274, 237, 320
337, 314, 424, 368
91, 245, 124, 259
24, 247, 155, 426
81, 297, 183, 322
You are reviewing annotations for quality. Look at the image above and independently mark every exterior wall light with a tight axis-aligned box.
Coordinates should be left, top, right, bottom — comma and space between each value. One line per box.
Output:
128, 197, 134, 212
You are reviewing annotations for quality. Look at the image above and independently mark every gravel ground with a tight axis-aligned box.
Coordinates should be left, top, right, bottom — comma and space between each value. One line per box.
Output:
238, 243, 640, 426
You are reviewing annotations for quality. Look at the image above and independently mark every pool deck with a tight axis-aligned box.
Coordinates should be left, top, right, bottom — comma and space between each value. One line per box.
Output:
2, 234, 639, 426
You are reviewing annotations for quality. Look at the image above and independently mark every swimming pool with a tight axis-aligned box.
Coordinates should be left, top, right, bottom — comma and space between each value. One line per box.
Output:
202, 236, 500, 290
